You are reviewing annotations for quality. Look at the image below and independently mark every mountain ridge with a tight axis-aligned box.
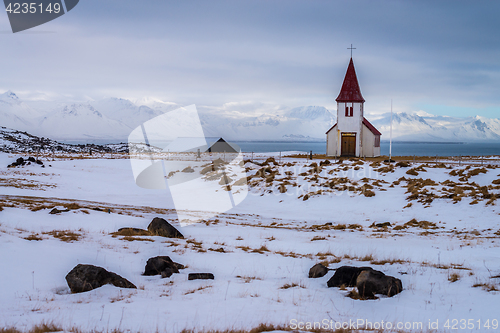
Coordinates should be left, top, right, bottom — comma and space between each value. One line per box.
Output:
0, 91, 499, 142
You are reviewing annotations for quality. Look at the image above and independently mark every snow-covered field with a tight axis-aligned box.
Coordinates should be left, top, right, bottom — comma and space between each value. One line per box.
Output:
1, 152, 500, 332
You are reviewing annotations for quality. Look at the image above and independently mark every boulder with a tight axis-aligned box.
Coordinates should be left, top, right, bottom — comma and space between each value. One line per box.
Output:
65, 264, 136, 293
356, 269, 403, 298
188, 273, 214, 280
371, 222, 391, 228
161, 268, 175, 278
143, 256, 185, 276
327, 266, 373, 287
8, 157, 44, 168
8, 157, 25, 167
147, 217, 184, 239
49, 207, 69, 214
309, 263, 328, 278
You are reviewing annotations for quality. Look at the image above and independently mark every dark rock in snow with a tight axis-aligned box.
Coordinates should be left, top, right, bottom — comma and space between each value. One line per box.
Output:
147, 217, 184, 239
143, 256, 184, 276
49, 207, 69, 214
8, 157, 25, 167
188, 273, 214, 280
371, 222, 391, 228
327, 266, 373, 288
161, 268, 175, 278
356, 269, 403, 298
65, 264, 136, 293
309, 263, 328, 278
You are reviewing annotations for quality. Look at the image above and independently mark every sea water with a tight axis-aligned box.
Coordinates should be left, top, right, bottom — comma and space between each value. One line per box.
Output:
232, 141, 500, 157
60, 139, 500, 157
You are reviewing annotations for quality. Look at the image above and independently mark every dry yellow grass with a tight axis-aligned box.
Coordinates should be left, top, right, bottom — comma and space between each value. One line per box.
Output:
448, 272, 461, 282
472, 282, 499, 292
403, 219, 438, 230
111, 228, 151, 237
279, 282, 305, 290
120, 236, 155, 242
42, 230, 82, 242
236, 275, 261, 283
0, 194, 175, 218
24, 233, 43, 241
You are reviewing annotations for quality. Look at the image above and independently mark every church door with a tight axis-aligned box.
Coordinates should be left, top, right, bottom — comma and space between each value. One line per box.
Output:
341, 133, 356, 156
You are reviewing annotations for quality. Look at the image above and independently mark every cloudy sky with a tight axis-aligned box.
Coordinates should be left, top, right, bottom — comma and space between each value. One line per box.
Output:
0, 0, 499, 117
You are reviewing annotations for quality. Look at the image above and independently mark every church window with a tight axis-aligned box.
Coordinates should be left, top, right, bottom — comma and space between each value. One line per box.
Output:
345, 105, 353, 117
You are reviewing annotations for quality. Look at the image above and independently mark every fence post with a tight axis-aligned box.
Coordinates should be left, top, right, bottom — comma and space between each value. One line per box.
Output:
310, 150, 313, 160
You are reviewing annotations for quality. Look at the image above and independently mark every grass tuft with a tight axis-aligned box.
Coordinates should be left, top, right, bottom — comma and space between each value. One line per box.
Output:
448, 272, 461, 282
42, 230, 82, 242
24, 233, 43, 241
279, 282, 305, 290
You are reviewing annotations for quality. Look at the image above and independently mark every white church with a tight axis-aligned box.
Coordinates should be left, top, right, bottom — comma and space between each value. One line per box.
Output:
326, 57, 381, 157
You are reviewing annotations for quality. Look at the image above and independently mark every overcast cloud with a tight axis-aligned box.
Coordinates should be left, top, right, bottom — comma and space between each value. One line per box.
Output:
1, 0, 499, 117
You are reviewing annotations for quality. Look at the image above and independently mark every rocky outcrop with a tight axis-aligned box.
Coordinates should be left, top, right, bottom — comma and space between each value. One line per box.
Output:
327, 266, 373, 287
309, 263, 328, 278
327, 265, 403, 299
356, 270, 403, 298
7, 156, 44, 168
65, 264, 136, 293
147, 217, 184, 239
143, 256, 185, 277
188, 273, 214, 280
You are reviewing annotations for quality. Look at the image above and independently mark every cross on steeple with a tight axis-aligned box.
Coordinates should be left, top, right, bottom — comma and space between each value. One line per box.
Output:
347, 44, 356, 58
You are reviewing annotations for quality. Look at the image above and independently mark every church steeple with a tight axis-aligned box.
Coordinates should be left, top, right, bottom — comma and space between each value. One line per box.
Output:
335, 58, 365, 103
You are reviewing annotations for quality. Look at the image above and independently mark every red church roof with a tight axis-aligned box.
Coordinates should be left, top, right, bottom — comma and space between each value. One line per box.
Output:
336, 58, 365, 103
362, 117, 382, 136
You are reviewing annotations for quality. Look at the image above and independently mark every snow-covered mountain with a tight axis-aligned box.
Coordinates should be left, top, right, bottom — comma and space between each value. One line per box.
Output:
200, 105, 336, 141
0, 91, 41, 132
0, 90, 499, 142
371, 112, 500, 142
35, 103, 132, 140
285, 105, 335, 121
92, 98, 179, 128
